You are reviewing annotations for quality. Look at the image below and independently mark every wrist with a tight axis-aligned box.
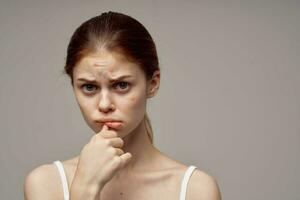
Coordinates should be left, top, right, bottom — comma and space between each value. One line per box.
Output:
70, 179, 103, 200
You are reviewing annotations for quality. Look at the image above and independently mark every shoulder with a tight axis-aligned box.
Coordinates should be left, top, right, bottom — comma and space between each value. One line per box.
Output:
23, 162, 61, 200
186, 168, 222, 200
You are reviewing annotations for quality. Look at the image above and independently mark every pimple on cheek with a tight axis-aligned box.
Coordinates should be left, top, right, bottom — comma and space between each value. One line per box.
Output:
130, 96, 136, 102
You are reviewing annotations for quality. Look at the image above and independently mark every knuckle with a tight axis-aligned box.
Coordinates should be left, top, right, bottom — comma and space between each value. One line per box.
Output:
113, 156, 121, 164
91, 134, 102, 142
111, 131, 117, 137
108, 147, 117, 155
119, 149, 124, 155
118, 138, 124, 146
104, 139, 111, 146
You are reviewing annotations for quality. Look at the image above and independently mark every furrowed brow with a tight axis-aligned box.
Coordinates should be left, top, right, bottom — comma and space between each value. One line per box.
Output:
108, 75, 132, 83
76, 75, 132, 83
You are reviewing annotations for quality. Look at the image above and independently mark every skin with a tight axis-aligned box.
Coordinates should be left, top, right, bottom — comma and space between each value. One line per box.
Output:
72, 49, 163, 177
23, 49, 222, 200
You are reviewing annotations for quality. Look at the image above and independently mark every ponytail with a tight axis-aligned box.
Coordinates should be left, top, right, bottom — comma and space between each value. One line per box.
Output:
144, 113, 153, 144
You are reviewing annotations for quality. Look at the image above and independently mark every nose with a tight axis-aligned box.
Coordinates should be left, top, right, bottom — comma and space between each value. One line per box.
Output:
98, 89, 115, 113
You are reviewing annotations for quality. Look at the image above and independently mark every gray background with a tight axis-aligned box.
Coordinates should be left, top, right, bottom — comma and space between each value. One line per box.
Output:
0, 0, 299, 199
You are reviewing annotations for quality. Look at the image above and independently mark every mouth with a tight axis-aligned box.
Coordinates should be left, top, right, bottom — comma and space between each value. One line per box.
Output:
104, 121, 123, 129
97, 121, 123, 130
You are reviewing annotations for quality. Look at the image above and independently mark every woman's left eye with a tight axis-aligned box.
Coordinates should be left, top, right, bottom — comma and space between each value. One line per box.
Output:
114, 82, 130, 90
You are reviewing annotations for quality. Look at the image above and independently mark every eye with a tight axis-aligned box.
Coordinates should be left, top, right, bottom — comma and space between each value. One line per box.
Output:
113, 81, 130, 91
81, 84, 97, 93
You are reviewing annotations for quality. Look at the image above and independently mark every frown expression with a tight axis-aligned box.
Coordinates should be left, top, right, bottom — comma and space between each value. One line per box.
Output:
72, 49, 149, 136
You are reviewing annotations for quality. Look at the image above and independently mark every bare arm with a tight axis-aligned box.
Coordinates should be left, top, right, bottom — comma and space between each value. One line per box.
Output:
24, 125, 131, 200
188, 170, 222, 200
23, 164, 103, 200
23, 165, 55, 200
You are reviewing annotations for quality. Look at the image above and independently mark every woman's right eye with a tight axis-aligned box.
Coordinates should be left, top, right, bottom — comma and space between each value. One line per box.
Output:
81, 84, 97, 93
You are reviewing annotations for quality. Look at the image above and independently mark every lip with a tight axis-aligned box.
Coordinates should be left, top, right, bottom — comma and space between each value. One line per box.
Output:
96, 119, 123, 130
103, 121, 123, 129
97, 118, 122, 123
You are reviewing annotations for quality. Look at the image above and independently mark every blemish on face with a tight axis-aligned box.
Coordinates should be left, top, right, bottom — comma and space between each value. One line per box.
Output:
130, 96, 136, 102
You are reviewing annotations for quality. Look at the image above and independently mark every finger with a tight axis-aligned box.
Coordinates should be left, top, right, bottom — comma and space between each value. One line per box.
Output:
93, 125, 115, 142
101, 130, 118, 139
108, 137, 124, 148
98, 124, 117, 138
101, 124, 108, 132
96, 124, 108, 135
115, 148, 124, 156
120, 152, 132, 168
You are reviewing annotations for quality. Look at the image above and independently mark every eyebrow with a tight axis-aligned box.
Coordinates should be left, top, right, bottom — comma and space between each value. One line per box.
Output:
76, 75, 132, 83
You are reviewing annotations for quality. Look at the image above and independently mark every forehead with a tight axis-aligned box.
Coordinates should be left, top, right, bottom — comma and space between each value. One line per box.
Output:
73, 50, 140, 79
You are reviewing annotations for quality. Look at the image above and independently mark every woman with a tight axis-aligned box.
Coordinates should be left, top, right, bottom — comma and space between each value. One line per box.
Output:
24, 11, 221, 200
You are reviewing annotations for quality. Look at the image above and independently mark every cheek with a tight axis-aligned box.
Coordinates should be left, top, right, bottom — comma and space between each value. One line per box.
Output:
121, 94, 146, 114
131, 94, 146, 108
75, 94, 96, 118
130, 96, 137, 102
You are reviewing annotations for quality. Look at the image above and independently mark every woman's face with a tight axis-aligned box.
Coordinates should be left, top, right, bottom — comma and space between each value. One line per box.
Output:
72, 50, 156, 137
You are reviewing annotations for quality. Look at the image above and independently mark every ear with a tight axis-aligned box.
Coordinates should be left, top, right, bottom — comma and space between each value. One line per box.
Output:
147, 70, 160, 98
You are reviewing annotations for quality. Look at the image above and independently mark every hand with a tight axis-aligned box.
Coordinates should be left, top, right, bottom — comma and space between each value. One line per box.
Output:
71, 124, 132, 193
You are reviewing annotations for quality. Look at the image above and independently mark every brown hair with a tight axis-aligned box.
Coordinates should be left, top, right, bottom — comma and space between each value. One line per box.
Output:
63, 11, 159, 144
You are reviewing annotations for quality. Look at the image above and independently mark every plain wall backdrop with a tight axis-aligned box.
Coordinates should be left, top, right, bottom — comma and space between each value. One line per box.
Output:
0, 0, 299, 199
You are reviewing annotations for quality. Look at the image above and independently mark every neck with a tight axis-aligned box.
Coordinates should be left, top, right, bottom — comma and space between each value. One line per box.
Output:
114, 117, 159, 178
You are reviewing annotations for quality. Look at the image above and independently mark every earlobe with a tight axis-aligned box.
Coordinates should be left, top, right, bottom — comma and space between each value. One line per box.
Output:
146, 70, 160, 98
147, 91, 155, 98
146, 85, 154, 98
147, 84, 159, 98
